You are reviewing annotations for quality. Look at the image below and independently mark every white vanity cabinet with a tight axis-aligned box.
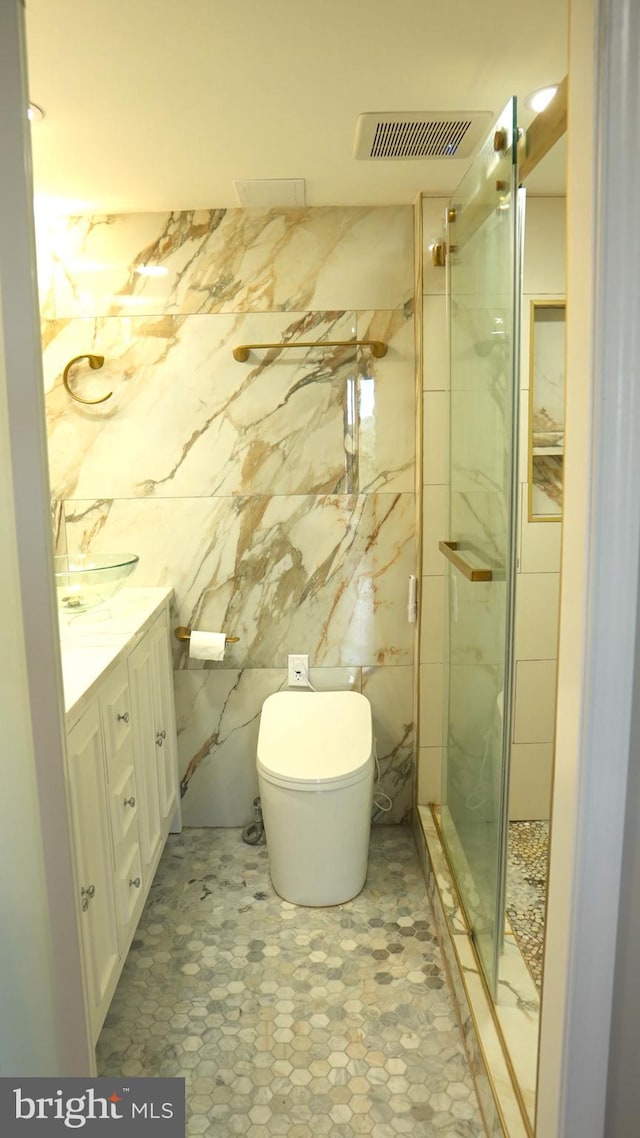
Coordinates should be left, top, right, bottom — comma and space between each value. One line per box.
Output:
62, 591, 180, 1046
66, 703, 121, 1044
128, 613, 179, 883
99, 660, 146, 948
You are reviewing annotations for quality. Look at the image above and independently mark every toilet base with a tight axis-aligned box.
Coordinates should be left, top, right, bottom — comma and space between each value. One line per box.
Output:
258, 765, 374, 907
268, 875, 368, 909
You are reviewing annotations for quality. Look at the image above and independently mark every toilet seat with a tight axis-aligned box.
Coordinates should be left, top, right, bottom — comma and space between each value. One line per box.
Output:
257, 762, 372, 793
257, 690, 373, 790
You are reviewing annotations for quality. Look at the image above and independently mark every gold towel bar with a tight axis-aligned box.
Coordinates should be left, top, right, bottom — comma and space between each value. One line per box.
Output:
232, 339, 387, 362
438, 540, 493, 582
63, 354, 112, 405
175, 626, 240, 644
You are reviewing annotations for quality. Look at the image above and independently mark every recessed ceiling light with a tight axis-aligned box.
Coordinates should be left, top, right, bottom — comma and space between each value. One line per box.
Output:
526, 86, 558, 114
28, 102, 45, 123
134, 264, 169, 277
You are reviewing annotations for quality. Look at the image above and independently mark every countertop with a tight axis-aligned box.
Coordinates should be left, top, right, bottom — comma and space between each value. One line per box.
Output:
59, 587, 173, 725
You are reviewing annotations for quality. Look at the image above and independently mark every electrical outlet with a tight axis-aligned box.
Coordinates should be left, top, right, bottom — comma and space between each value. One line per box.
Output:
288, 653, 309, 688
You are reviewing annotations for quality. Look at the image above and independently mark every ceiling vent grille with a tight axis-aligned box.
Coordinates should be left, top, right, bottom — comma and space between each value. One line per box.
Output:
233, 178, 306, 206
354, 111, 492, 161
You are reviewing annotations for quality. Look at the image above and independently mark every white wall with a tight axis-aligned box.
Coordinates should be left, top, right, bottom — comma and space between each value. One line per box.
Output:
0, 0, 90, 1075
536, 0, 597, 1128
539, 0, 640, 1131
0, 270, 60, 1076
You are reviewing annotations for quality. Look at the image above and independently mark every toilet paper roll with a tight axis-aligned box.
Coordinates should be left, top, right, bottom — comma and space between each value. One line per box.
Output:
189, 630, 226, 662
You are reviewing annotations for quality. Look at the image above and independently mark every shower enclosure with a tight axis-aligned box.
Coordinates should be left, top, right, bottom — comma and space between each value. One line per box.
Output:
439, 99, 523, 996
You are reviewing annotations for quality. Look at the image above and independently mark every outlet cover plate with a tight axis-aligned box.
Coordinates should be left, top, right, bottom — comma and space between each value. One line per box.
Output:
288, 654, 309, 687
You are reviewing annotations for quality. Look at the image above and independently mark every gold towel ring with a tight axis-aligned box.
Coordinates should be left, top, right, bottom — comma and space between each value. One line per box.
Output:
62, 354, 112, 405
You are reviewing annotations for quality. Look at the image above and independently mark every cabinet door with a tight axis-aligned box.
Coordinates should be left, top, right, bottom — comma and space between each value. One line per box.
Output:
149, 615, 179, 827
128, 635, 163, 876
66, 704, 120, 1043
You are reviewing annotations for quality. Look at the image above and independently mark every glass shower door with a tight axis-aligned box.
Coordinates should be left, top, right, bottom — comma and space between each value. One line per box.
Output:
440, 99, 522, 995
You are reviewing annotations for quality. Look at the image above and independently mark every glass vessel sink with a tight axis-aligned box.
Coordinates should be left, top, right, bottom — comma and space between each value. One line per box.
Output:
54, 553, 139, 613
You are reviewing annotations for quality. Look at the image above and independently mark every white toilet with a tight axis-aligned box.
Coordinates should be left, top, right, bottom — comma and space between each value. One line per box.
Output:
256, 690, 374, 906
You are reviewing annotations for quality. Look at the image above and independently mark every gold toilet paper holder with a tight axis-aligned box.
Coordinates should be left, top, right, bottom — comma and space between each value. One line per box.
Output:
175, 626, 240, 645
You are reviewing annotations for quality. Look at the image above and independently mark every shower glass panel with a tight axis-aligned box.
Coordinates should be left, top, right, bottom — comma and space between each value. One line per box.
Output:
440, 99, 521, 996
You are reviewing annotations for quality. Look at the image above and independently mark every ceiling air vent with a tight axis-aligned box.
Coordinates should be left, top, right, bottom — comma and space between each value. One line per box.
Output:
354, 111, 492, 160
233, 179, 306, 206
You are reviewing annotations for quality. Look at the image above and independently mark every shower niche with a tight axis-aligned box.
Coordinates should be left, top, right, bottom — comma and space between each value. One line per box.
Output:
528, 299, 566, 521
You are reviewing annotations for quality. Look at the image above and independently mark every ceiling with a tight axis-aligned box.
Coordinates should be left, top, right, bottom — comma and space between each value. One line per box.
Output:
25, 0, 568, 214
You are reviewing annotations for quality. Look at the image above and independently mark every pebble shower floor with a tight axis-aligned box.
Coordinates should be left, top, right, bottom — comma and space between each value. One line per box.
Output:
97, 827, 485, 1137
505, 820, 549, 990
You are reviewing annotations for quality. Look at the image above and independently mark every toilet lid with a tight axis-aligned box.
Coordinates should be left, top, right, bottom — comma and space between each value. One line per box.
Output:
257, 691, 373, 782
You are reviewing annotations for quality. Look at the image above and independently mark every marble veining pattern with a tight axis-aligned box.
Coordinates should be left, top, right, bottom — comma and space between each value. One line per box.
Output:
40, 205, 417, 828
44, 312, 357, 500
531, 456, 562, 518
175, 666, 414, 828
51, 498, 66, 556
362, 667, 414, 824
414, 813, 507, 1138
64, 494, 415, 670
97, 825, 485, 1137
43, 306, 414, 501
36, 207, 414, 319
175, 668, 361, 825
417, 807, 534, 1138
456, 939, 535, 1133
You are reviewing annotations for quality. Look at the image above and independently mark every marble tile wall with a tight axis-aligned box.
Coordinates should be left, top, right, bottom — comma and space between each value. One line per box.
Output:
39, 207, 416, 826
417, 197, 449, 807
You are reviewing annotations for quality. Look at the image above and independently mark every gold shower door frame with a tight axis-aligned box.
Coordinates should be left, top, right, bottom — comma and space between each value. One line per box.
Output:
440, 98, 522, 997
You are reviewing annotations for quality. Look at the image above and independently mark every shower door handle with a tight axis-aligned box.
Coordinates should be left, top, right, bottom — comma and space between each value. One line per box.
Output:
438, 541, 493, 582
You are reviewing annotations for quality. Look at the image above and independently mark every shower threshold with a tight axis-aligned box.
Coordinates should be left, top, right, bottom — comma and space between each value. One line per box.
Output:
415, 804, 540, 1138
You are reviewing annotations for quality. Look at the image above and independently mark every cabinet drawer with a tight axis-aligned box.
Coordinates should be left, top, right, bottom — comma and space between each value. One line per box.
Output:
99, 661, 133, 771
109, 765, 140, 848
115, 844, 144, 932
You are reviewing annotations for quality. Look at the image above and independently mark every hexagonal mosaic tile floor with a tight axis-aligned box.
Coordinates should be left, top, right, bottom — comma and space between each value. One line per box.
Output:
97, 826, 485, 1137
